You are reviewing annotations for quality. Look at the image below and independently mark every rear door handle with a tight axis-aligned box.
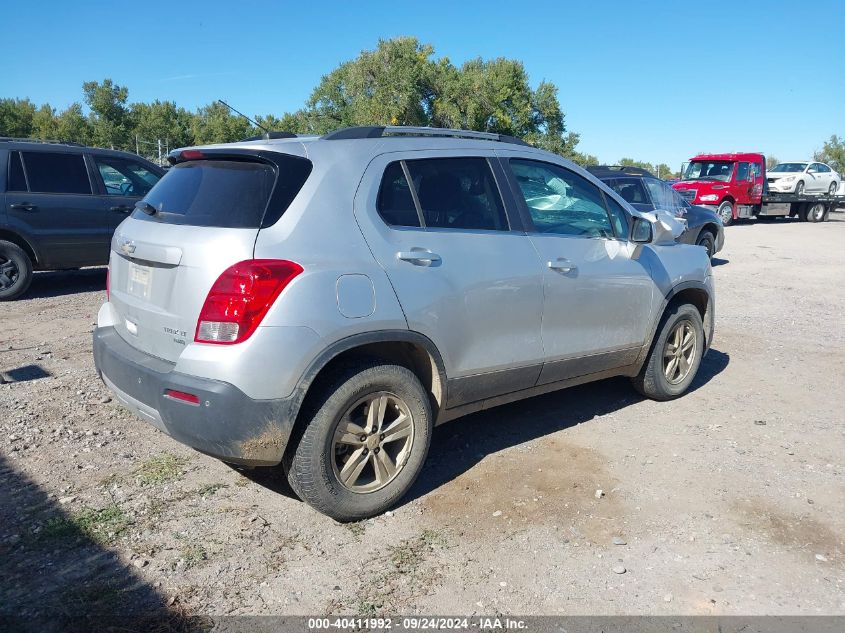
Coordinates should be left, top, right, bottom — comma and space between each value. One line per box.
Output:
110, 205, 134, 213
397, 250, 441, 266
10, 203, 36, 211
548, 258, 577, 274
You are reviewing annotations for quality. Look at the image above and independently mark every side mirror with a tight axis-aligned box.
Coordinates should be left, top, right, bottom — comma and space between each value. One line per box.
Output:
631, 217, 653, 243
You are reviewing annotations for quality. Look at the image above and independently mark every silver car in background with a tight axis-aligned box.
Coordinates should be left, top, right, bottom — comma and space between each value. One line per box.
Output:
93, 126, 715, 521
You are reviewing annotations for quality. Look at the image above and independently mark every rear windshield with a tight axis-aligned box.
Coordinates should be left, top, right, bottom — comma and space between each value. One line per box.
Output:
133, 156, 311, 228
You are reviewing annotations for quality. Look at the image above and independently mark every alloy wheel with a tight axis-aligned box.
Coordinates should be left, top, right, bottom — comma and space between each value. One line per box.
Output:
0, 256, 20, 290
663, 320, 697, 385
332, 392, 415, 493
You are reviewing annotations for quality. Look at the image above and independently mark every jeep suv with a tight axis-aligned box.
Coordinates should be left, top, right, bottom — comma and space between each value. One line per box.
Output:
93, 126, 715, 521
0, 138, 164, 300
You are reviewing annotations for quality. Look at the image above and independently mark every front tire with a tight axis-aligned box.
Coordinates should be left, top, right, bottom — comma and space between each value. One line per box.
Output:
829, 182, 838, 196
695, 230, 716, 260
286, 361, 433, 521
717, 200, 734, 226
0, 240, 34, 301
795, 181, 805, 195
632, 303, 705, 401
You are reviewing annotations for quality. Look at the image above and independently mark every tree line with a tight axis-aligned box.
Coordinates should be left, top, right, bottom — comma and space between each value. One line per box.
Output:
2, 37, 841, 177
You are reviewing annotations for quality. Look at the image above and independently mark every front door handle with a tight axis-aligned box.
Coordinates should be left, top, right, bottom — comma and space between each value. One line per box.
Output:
110, 205, 134, 213
10, 202, 36, 211
397, 250, 442, 266
548, 258, 577, 274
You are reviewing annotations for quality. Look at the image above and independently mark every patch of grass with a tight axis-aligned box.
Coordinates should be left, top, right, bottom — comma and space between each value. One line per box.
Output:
137, 453, 188, 485
196, 482, 228, 497
388, 529, 447, 574
356, 599, 381, 618
41, 505, 129, 545
180, 543, 208, 569
420, 529, 447, 548
344, 521, 366, 538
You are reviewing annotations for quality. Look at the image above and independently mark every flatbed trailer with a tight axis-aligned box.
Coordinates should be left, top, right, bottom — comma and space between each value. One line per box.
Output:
745, 192, 845, 223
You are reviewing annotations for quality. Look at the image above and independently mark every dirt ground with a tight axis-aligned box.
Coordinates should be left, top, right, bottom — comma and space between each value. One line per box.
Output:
2, 214, 844, 621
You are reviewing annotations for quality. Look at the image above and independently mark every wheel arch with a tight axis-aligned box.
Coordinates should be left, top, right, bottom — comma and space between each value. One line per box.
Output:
282, 330, 448, 462
0, 229, 39, 266
636, 281, 714, 370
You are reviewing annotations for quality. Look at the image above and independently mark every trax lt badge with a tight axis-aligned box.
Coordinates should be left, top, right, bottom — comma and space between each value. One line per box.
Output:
119, 237, 136, 255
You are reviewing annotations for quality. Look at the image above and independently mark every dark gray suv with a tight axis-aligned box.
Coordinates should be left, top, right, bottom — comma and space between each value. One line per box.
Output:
0, 138, 164, 300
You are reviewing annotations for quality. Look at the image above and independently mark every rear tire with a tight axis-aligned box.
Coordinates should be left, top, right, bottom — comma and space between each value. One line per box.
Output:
806, 202, 826, 223
286, 361, 433, 522
0, 240, 34, 301
717, 200, 734, 226
632, 303, 705, 401
695, 230, 716, 260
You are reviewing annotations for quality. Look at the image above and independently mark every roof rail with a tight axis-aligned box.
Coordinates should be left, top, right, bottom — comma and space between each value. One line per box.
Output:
321, 126, 530, 146
587, 165, 656, 177
241, 131, 298, 141
0, 137, 84, 147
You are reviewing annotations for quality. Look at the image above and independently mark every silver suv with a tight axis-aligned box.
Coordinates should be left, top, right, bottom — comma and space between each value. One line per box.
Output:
93, 126, 714, 521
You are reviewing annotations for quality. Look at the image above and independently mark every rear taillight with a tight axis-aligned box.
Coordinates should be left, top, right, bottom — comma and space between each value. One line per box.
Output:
164, 389, 200, 405
195, 259, 303, 345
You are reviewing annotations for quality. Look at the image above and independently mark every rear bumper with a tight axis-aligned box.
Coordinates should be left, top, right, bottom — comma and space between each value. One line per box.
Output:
93, 326, 295, 466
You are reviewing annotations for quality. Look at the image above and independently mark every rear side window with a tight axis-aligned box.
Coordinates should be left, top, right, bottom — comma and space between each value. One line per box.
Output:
377, 162, 420, 227
136, 156, 311, 228
7, 152, 27, 191
376, 157, 508, 231
95, 156, 161, 197
607, 178, 649, 205
21, 152, 92, 194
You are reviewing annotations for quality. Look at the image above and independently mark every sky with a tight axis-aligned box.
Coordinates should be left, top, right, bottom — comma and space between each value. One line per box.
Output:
3, 0, 843, 168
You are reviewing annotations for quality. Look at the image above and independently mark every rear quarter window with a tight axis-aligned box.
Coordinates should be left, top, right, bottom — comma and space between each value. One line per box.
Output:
135, 156, 311, 228
21, 151, 92, 194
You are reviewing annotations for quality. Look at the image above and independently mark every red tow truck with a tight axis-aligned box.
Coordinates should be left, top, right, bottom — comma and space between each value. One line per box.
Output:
672, 152, 843, 226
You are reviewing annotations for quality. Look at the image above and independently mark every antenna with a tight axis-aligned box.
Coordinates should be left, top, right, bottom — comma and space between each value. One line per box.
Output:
217, 100, 268, 133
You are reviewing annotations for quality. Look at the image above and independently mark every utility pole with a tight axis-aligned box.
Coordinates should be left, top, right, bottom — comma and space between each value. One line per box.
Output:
157, 139, 162, 166
135, 134, 139, 156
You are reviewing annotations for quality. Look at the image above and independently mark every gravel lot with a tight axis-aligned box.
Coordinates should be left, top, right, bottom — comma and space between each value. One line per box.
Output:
2, 214, 844, 622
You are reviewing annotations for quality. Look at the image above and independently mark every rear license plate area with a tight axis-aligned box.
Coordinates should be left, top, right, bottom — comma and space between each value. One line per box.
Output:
128, 261, 152, 299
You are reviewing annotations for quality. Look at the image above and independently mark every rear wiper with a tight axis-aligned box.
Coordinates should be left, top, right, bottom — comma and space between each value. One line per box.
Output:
135, 200, 158, 216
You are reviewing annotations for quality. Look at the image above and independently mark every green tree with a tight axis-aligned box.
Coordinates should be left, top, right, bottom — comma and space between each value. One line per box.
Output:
190, 101, 254, 144
129, 100, 193, 153
0, 98, 37, 137
654, 163, 677, 179
82, 79, 131, 149
815, 135, 845, 174
31, 104, 59, 139
56, 103, 93, 145
299, 37, 588, 160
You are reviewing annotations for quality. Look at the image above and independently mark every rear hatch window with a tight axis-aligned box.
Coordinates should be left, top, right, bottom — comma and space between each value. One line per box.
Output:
133, 156, 311, 228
